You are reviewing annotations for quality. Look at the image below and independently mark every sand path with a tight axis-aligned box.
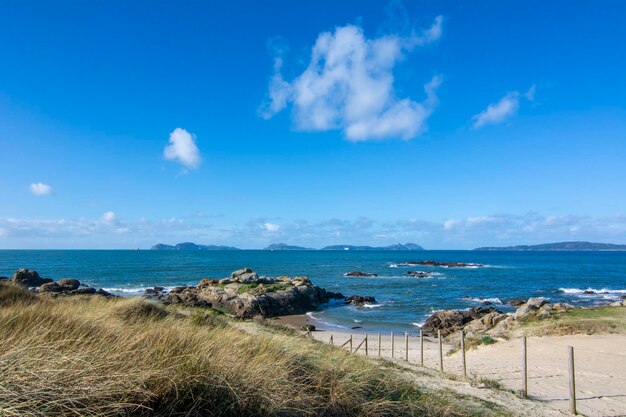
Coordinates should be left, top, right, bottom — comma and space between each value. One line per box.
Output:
310, 331, 626, 417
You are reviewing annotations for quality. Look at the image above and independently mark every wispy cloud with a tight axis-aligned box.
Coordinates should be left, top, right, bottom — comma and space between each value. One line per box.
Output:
2, 212, 625, 249
472, 85, 536, 128
164, 128, 201, 170
30, 182, 53, 196
260, 16, 444, 141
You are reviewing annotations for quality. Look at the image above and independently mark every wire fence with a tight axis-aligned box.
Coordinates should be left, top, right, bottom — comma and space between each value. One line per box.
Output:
306, 329, 626, 416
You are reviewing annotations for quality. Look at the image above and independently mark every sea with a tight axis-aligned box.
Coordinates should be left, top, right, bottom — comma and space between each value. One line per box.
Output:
1, 250, 625, 333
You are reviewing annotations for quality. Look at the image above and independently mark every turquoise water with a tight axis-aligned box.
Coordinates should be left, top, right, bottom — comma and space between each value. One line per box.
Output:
1, 250, 625, 333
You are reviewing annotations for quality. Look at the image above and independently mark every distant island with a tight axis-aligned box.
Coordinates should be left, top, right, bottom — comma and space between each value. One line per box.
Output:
151, 242, 240, 251
474, 241, 626, 251
263, 243, 313, 251
151, 242, 425, 251
320, 243, 424, 251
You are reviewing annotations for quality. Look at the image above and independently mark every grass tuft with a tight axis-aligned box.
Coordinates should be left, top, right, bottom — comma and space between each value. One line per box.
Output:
0, 282, 38, 306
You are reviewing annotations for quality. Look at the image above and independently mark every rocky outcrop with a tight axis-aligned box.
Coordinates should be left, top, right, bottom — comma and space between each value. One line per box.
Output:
12, 269, 53, 287
400, 260, 483, 268
345, 295, 376, 306
343, 271, 378, 277
422, 306, 503, 337
156, 268, 342, 318
3, 269, 112, 298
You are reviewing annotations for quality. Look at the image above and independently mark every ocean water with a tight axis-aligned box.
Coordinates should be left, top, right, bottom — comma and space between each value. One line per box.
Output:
1, 250, 625, 333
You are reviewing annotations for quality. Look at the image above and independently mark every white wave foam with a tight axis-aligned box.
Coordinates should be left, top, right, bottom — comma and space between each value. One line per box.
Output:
361, 303, 383, 308
353, 319, 363, 323
463, 297, 503, 305
103, 286, 174, 295
411, 322, 424, 328
559, 287, 626, 295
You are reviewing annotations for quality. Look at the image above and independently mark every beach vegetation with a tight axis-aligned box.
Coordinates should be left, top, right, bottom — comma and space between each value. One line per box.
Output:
0, 295, 511, 416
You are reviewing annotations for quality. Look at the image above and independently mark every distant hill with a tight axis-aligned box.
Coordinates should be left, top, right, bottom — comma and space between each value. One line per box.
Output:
263, 243, 312, 250
321, 243, 424, 251
151, 242, 240, 251
474, 241, 626, 251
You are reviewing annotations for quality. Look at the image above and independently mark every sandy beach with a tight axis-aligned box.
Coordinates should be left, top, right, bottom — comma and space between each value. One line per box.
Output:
300, 328, 626, 417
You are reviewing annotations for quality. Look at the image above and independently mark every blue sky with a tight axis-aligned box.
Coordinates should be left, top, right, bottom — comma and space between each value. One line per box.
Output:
1, 0, 625, 249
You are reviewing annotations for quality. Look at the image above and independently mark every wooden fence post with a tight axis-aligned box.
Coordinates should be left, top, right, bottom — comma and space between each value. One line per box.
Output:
460, 330, 467, 379
378, 333, 382, 357
330, 334, 334, 346
405, 331, 409, 361
391, 332, 395, 358
420, 329, 424, 366
438, 330, 443, 372
350, 334, 353, 352
522, 336, 528, 398
568, 346, 577, 415
365, 333, 368, 356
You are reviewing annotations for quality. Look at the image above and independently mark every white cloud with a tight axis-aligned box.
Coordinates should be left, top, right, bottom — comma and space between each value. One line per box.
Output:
163, 128, 201, 170
261, 16, 443, 141
472, 92, 520, 128
472, 85, 537, 129
263, 222, 280, 232
100, 211, 117, 223
30, 182, 53, 196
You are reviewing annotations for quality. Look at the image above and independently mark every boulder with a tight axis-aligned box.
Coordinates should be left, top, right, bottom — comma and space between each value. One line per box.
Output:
345, 295, 376, 306
144, 286, 165, 295
422, 306, 501, 337
12, 269, 53, 287
71, 287, 97, 295
39, 282, 63, 293
58, 279, 81, 291
464, 311, 508, 333
508, 299, 526, 307
514, 298, 548, 319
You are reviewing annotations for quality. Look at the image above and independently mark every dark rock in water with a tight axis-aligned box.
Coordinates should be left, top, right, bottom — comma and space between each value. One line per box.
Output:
482, 301, 492, 306
351, 326, 362, 329
422, 306, 501, 337
401, 260, 482, 268
583, 290, 595, 295
508, 299, 526, 307
158, 268, 335, 318
58, 279, 81, 291
344, 271, 378, 277
407, 271, 430, 278
326, 291, 345, 299
12, 269, 53, 287
301, 324, 316, 332
345, 295, 376, 306
39, 282, 63, 293
169, 286, 188, 294
145, 286, 165, 295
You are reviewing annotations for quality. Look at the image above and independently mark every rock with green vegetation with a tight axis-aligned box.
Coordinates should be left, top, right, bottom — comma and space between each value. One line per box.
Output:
157, 268, 344, 318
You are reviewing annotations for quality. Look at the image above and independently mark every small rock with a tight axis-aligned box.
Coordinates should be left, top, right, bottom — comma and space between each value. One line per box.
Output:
58, 279, 81, 291
344, 271, 378, 277
346, 295, 376, 306
583, 290, 595, 295
351, 326, 362, 329
39, 282, 63, 293
508, 299, 526, 307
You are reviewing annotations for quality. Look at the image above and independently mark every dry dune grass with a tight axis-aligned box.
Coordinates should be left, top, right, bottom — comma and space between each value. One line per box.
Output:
519, 305, 626, 336
0, 286, 509, 417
